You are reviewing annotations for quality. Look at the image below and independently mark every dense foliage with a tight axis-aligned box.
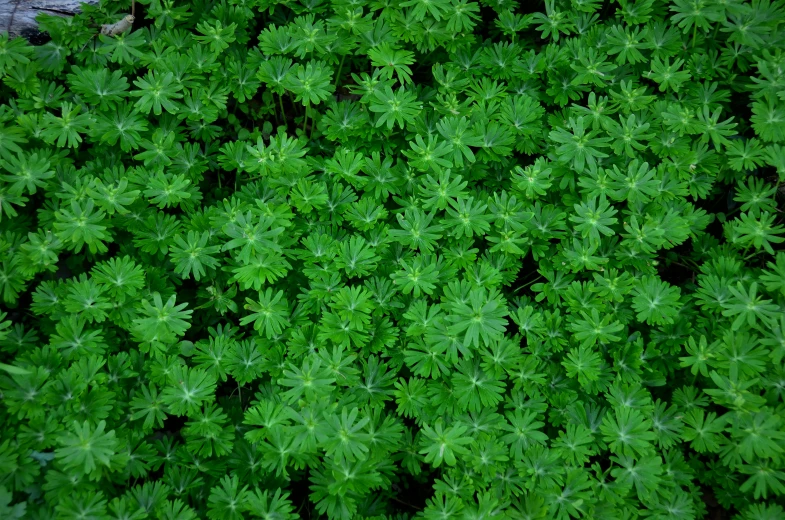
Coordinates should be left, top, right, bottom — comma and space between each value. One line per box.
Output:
0, 0, 784, 518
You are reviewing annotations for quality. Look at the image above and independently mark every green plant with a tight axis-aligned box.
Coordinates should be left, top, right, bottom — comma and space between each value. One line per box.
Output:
0, 0, 784, 518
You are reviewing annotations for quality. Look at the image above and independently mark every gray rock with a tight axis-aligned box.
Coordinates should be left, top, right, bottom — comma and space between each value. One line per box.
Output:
1, 0, 100, 41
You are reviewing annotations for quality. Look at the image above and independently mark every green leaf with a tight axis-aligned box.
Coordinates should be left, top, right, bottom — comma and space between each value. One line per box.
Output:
419, 419, 473, 467
55, 420, 118, 475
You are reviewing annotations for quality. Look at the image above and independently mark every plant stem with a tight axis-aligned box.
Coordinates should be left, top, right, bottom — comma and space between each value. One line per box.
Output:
334, 54, 346, 90
288, 91, 296, 115
302, 104, 309, 135
743, 250, 764, 261
514, 275, 543, 293
671, 260, 697, 272
279, 94, 286, 125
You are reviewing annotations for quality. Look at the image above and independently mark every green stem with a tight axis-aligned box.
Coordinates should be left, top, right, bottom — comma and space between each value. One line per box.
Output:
288, 91, 296, 115
671, 260, 697, 272
416, 48, 438, 72
334, 54, 346, 90
514, 275, 543, 293
278, 93, 286, 124
302, 105, 309, 135
711, 24, 720, 45
692, 24, 697, 48
743, 249, 764, 261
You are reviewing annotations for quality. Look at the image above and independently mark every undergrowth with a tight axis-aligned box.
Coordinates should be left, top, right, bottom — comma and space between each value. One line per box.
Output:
1, 0, 785, 519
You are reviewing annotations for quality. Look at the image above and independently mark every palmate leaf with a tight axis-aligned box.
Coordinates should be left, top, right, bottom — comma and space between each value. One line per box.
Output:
41, 102, 92, 148
169, 231, 221, 281
451, 359, 506, 412
369, 85, 422, 130
207, 475, 249, 520
610, 454, 663, 501
183, 403, 234, 457
278, 355, 336, 404
739, 461, 785, 499
679, 335, 716, 377
441, 196, 492, 239
403, 339, 450, 379
129, 383, 168, 431
284, 60, 334, 106
0, 151, 53, 195
92, 103, 148, 151
552, 424, 596, 465
391, 256, 440, 296
245, 488, 297, 519
195, 20, 237, 54
0, 119, 28, 160
601, 407, 657, 459
55, 420, 118, 475
419, 419, 473, 467
131, 71, 183, 115
733, 212, 785, 255
647, 56, 691, 92
500, 410, 548, 460
549, 116, 610, 172
161, 365, 217, 417
67, 66, 129, 110
257, 56, 294, 94
0, 32, 33, 75
368, 44, 415, 85
243, 399, 292, 444
224, 339, 265, 385
417, 170, 467, 211
722, 282, 780, 330
512, 159, 552, 199
631, 276, 682, 325
731, 411, 785, 463
447, 287, 508, 348
229, 251, 291, 291
322, 407, 370, 461
681, 408, 725, 453
568, 309, 624, 347
403, 134, 454, 173
97, 29, 146, 64
133, 293, 193, 345
91, 255, 145, 300
291, 14, 335, 58
569, 195, 617, 244
87, 177, 140, 215
53, 199, 110, 254
388, 208, 444, 253
562, 345, 603, 388
240, 288, 290, 339
221, 211, 285, 263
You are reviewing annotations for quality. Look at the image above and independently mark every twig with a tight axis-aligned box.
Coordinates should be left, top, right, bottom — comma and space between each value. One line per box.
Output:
390, 495, 420, 510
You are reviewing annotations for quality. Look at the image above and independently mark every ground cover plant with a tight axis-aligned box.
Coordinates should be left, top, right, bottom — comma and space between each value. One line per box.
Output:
0, 0, 784, 518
